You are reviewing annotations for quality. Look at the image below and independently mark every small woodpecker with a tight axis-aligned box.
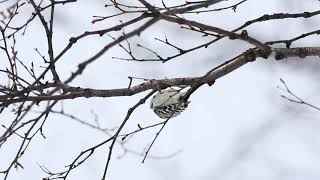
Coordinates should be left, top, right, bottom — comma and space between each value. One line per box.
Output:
150, 89, 190, 119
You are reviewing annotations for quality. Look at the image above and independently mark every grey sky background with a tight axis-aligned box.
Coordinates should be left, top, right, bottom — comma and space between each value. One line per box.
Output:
1, 0, 320, 179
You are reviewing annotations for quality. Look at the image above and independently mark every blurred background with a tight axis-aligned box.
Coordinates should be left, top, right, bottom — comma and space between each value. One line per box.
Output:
0, 0, 320, 179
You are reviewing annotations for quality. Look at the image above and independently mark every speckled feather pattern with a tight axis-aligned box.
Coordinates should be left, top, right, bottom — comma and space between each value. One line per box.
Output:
150, 89, 190, 119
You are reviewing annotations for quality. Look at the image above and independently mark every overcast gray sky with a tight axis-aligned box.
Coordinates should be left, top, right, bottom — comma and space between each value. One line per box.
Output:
1, 0, 320, 180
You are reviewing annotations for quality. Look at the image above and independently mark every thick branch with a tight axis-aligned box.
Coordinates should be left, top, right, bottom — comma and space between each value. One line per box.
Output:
1, 47, 319, 105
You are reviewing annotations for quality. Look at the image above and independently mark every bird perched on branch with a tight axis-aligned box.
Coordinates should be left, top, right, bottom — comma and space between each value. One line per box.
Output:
150, 88, 190, 119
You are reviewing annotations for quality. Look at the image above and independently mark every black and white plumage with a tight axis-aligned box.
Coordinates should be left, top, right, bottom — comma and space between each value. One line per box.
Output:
150, 89, 190, 119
